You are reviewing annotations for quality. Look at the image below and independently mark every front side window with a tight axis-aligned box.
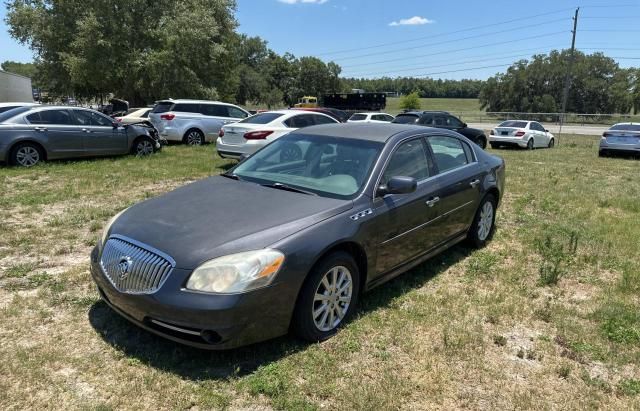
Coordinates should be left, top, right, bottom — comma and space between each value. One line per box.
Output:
27, 109, 72, 125
232, 134, 383, 199
418, 114, 433, 125
428, 136, 469, 173
392, 114, 419, 124
447, 116, 464, 128
284, 114, 316, 128
312, 114, 336, 125
73, 110, 113, 126
349, 114, 367, 121
381, 139, 431, 184
227, 106, 248, 118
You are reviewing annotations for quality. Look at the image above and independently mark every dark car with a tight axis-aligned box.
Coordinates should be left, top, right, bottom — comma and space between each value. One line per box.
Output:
393, 111, 487, 149
291, 107, 350, 123
0, 105, 161, 167
91, 123, 505, 349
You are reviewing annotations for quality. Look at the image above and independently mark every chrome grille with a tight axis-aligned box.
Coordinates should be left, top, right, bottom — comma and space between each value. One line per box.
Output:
100, 235, 175, 294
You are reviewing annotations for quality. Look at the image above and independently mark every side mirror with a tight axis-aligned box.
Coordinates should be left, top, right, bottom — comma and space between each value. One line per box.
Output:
462, 123, 468, 128
238, 153, 251, 162
545, 129, 549, 132
377, 176, 417, 197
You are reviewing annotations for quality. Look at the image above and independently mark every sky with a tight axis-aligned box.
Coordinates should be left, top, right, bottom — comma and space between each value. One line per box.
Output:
2, 0, 639, 80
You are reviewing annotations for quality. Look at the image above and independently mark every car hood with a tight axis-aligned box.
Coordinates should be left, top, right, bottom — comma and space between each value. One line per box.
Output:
107, 176, 353, 269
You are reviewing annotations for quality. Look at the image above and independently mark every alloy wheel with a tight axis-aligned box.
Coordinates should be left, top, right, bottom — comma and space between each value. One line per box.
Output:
186, 131, 203, 145
16, 146, 40, 167
136, 139, 154, 156
477, 201, 494, 241
312, 265, 353, 332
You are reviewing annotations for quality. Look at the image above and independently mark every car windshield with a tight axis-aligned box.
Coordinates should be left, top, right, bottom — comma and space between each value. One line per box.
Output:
0, 106, 31, 123
392, 114, 419, 124
349, 114, 367, 121
610, 124, 640, 132
498, 121, 528, 128
238, 113, 284, 124
231, 133, 383, 199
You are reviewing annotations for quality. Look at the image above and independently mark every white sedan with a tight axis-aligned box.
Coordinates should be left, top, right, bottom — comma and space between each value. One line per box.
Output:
489, 120, 555, 149
347, 112, 395, 123
216, 110, 338, 159
114, 107, 153, 125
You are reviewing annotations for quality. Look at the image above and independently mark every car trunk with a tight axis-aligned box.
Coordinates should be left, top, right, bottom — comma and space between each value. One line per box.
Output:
604, 131, 640, 145
494, 127, 524, 137
221, 123, 291, 145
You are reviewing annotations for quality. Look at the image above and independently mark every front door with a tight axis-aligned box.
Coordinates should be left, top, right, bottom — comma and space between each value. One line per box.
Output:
372, 137, 440, 276
72, 109, 126, 155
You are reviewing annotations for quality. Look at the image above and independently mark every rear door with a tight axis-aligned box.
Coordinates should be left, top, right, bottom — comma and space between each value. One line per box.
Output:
72, 109, 126, 155
25, 109, 84, 157
372, 138, 440, 276
425, 135, 484, 243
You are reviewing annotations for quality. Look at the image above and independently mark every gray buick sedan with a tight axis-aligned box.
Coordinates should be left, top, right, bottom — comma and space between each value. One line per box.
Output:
91, 123, 505, 349
0, 105, 161, 167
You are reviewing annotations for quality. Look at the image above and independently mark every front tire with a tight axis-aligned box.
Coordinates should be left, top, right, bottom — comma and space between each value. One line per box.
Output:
292, 252, 360, 342
132, 137, 155, 156
548, 138, 555, 148
477, 135, 487, 149
11, 142, 44, 167
467, 194, 497, 248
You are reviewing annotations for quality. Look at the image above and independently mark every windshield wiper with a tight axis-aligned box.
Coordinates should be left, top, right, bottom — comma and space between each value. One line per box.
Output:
221, 173, 243, 181
261, 182, 317, 196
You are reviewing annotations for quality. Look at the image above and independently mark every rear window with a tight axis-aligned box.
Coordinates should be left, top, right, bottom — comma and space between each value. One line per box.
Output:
392, 114, 419, 124
0, 106, 31, 122
239, 113, 284, 124
151, 102, 173, 114
610, 124, 640, 132
349, 114, 367, 121
498, 121, 528, 128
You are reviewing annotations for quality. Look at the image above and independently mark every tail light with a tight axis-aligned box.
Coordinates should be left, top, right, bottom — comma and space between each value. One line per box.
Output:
219, 128, 225, 137
160, 113, 175, 121
515, 130, 526, 137
244, 130, 274, 140
490, 129, 495, 135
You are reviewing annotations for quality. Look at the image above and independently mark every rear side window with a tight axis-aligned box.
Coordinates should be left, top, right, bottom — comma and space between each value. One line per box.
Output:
27, 109, 72, 125
227, 106, 248, 119
0, 106, 19, 114
151, 102, 174, 113
427, 136, 469, 173
392, 114, 419, 124
382, 139, 431, 184
173, 103, 201, 113
418, 114, 433, 125
284, 114, 316, 128
350, 114, 367, 121
0, 106, 31, 121
239, 113, 284, 124
201, 104, 228, 117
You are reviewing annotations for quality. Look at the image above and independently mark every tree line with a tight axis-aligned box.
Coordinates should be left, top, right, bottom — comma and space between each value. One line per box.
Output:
4, 0, 640, 113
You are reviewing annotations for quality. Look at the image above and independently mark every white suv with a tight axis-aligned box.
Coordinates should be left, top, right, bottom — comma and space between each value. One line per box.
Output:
148, 99, 249, 145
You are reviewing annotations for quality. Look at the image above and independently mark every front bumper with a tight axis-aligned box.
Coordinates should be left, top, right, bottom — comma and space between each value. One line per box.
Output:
216, 138, 263, 159
90, 246, 294, 349
488, 136, 528, 148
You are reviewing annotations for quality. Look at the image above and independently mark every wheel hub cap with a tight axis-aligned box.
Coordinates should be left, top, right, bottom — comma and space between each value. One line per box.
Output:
313, 266, 353, 332
478, 202, 494, 241
16, 147, 39, 166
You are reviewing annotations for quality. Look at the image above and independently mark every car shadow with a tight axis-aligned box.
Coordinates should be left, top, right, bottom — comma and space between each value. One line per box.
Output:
88, 243, 474, 381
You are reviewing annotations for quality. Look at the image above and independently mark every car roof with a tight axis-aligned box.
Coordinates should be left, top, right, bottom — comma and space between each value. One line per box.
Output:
156, 99, 239, 107
0, 102, 38, 107
293, 123, 439, 142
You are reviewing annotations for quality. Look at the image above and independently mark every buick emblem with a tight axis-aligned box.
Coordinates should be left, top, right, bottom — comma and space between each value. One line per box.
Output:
117, 256, 133, 280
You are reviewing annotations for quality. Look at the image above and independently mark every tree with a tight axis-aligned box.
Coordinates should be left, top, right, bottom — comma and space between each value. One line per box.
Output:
6, 0, 238, 105
399, 91, 421, 110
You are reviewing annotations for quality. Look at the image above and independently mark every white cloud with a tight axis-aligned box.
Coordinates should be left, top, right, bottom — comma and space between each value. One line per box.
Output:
278, 0, 329, 4
389, 16, 434, 26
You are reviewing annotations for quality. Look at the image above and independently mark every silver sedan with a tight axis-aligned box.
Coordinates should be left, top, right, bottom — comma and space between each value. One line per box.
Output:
599, 123, 640, 157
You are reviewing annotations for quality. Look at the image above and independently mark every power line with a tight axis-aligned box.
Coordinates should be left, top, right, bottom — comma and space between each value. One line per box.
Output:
341, 31, 568, 69
315, 7, 576, 57
331, 18, 568, 62
580, 29, 640, 32
409, 64, 516, 79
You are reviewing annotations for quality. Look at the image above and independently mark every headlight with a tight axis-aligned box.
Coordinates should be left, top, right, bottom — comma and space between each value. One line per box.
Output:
186, 249, 285, 294
100, 207, 129, 247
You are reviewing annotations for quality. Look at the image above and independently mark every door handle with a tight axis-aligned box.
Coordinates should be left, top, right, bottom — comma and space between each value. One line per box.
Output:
470, 179, 481, 188
34, 126, 47, 131
425, 197, 440, 207
81, 128, 92, 133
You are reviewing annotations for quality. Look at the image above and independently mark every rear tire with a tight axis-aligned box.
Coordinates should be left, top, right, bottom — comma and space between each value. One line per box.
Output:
527, 138, 534, 150
11, 142, 44, 167
477, 136, 487, 149
183, 129, 204, 146
467, 194, 497, 248
292, 252, 360, 342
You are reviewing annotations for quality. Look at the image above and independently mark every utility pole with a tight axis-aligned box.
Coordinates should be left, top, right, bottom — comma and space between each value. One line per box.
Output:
559, 7, 579, 136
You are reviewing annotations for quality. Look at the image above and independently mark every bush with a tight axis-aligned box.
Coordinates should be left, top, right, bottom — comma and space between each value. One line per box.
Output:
399, 92, 421, 110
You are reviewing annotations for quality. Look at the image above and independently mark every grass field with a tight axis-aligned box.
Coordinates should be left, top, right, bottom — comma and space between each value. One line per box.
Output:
385, 97, 482, 115
1, 138, 639, 409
